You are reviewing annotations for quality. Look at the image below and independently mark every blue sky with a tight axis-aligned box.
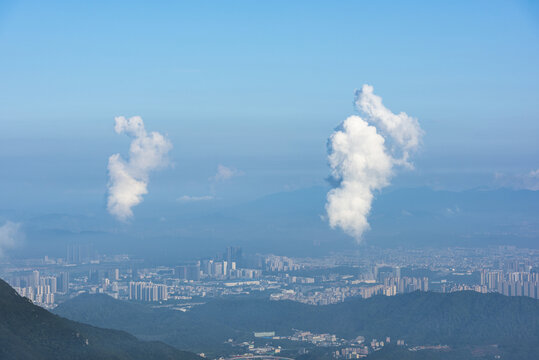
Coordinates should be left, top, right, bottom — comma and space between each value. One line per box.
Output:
1, 0, 538, 215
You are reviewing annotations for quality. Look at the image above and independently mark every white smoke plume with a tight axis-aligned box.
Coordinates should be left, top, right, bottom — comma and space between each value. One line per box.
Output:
326, 85, 423, 241
107, 116, 172, 221
0, 221, 23, 257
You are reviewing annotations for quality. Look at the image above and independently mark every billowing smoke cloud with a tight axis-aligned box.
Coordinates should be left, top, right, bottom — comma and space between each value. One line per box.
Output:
107, 116, 172, 221
326, 85, 423, 241
0, 221, 23, 256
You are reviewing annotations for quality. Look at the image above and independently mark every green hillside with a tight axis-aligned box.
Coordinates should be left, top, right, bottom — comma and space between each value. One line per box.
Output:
188, 291, 539, 345
0, 279, 201, 360
55, 290, 539, 359
54, 292, 237, 355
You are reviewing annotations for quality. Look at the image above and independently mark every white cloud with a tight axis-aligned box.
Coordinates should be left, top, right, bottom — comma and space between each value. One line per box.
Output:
107, 116, 172, 221
326, 85, 423, 242
0, 221, 23, 257
211, 164, 244, 182
177, 195, 215, 202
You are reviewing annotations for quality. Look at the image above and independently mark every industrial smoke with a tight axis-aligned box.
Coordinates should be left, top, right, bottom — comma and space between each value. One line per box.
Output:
107, 116, 172, 221
326, 85, 423, 241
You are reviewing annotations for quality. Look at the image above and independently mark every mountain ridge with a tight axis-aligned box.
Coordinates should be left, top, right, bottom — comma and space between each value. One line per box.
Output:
0, 278, 201, 360
54, 289, 539, 359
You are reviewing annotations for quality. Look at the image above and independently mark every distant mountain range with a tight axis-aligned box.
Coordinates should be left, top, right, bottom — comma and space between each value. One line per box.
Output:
0, 279, 201, 360
55, 290, 539, 359
4, 187, 539, 260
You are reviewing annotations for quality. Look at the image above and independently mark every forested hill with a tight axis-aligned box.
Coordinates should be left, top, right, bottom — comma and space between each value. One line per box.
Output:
55, 290, 539, 357
0, 279, 201, 360
187, 290, 539, 345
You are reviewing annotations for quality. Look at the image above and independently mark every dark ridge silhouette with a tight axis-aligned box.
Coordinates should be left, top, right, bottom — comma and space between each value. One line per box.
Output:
0, 279, 201, 360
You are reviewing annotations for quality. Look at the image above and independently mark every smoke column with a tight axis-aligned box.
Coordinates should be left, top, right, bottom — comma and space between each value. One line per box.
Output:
107, 116, 172, 221
326, 85, 423, 241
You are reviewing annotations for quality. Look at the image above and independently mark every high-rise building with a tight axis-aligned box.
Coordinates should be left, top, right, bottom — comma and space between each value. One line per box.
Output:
40, 276, 57, 294
213, 262, 223, 277
129, 282, 168, 302
30, 270, 40, 288
176, 264, 201, 281
225, 246, 243, 268
222, 261, 228, 276
67, 243, 94, 264
56, 272, 69, 293
422, 277, 429, 292
202, 259, 213, 276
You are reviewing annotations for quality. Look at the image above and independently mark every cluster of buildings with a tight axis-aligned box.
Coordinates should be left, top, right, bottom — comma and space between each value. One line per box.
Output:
223, 341, 287, 359
288, 332, 405, 359
11, 270, 69, 308
336, 347, 369, 359
335, 336, 396, 359
288, 330, 343, 346
178, 261, 262, 281
264, 255, 301, 272
233, 329, 405, 359
382, 276, 429, 296
129, 281, 169, 301
175, 247, 262, 281
270, 286, 367, 305
2, 245, 539, 313
480, 269, 539, 299
270, 267, 430, 305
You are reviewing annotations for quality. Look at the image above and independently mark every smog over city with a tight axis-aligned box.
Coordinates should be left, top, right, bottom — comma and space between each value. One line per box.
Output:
0, 1, 538, 360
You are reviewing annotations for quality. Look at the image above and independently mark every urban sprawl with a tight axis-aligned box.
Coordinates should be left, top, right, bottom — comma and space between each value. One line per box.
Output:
2, 245, 538, 359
